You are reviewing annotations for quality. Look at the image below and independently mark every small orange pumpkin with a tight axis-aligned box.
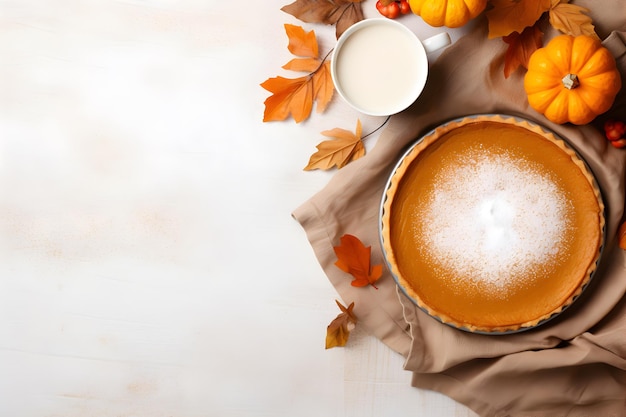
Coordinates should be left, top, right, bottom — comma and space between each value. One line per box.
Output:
408, 0, 487, 28
524, 34, 622, 125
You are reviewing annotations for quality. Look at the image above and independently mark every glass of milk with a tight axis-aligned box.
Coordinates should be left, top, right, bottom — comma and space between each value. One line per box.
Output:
331, 18, 450, 116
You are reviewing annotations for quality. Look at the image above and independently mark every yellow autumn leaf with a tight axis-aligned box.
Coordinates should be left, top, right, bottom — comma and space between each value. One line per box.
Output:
486, 0, 551, 39
549, 2, 598, 38
304, 119, 365, 170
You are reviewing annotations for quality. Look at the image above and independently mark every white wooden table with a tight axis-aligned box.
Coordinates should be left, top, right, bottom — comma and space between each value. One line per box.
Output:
0, 1, 479, 415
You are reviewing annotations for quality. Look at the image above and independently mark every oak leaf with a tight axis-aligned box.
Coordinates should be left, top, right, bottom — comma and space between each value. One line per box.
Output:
326, 300, 357, 349
281, 0, 365, 39
486, 0, 551, 39
261, 24, 334, 123
549, 1, 598, 38
333, 234, 383, 289
304, 119, 364, 170
502, 25, 543, 79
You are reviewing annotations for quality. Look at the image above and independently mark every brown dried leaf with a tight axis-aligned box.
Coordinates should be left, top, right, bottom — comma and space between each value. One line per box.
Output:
325, 300, 357, 349
281, 0, 365, 39
333, 1, 365, 39
549, 2, 598, 38
304, 119, 364, 170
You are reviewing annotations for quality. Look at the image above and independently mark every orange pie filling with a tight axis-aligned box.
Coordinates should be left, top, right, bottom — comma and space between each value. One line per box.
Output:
381, 116, 604, 333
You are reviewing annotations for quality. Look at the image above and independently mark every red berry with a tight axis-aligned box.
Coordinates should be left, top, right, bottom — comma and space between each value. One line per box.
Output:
604, 119, 626, 141
606, 128, 623, 141
376, 0, 401, 18
611, 138, 626, 149
386, 1, 400, 18
399, 0, 411, 14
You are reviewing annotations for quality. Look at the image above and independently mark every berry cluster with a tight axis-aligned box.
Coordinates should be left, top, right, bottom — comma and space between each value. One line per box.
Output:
604, 120, 626, 148
376, 0, 411, 19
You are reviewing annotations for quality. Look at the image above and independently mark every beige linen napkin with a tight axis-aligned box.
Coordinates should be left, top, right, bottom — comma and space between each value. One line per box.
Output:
292, 1, 626, 415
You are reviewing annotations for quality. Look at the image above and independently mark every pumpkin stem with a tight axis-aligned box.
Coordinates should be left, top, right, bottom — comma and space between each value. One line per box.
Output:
562, 74, 580, 90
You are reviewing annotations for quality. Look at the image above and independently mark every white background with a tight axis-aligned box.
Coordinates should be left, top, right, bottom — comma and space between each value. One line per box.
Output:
0, 1, 478, 416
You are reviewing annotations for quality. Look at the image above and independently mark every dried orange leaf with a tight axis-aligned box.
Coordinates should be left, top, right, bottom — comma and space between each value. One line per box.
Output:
304, 119, 364, 170
333, 234, 383, 289
325, 300, 357, 349
486, 0, 551, 39
502, 25, 543, 78
282, 57, 321, 72
311, 60, 334, 113
261, 24, 334, 123
261, 76, 314, 123
285, 23, 319, 58
549, 2, 598, 38
281, 0, 365, 39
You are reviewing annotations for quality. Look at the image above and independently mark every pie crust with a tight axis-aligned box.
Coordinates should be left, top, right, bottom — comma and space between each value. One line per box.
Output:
380, 115, 605, 333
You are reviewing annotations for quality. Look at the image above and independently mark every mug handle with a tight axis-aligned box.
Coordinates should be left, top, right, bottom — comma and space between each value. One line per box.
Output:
422, 32, 451, 54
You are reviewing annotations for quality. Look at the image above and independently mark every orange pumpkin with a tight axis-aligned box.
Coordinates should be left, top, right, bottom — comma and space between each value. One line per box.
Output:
524, 35, 622, 125
408, 0, 487, 28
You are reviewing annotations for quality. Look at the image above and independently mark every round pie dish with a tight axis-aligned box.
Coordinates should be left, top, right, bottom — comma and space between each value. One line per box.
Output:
379, 114, 605, 334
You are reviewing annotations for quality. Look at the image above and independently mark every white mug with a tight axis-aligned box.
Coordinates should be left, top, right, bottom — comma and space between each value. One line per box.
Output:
331, 18, 451, 116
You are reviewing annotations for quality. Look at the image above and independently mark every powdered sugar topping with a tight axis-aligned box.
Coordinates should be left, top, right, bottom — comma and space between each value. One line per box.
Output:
418, 149, 571, 290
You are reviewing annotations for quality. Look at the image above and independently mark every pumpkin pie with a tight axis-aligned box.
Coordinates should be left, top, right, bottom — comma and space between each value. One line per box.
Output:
380, 115, 604, 333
